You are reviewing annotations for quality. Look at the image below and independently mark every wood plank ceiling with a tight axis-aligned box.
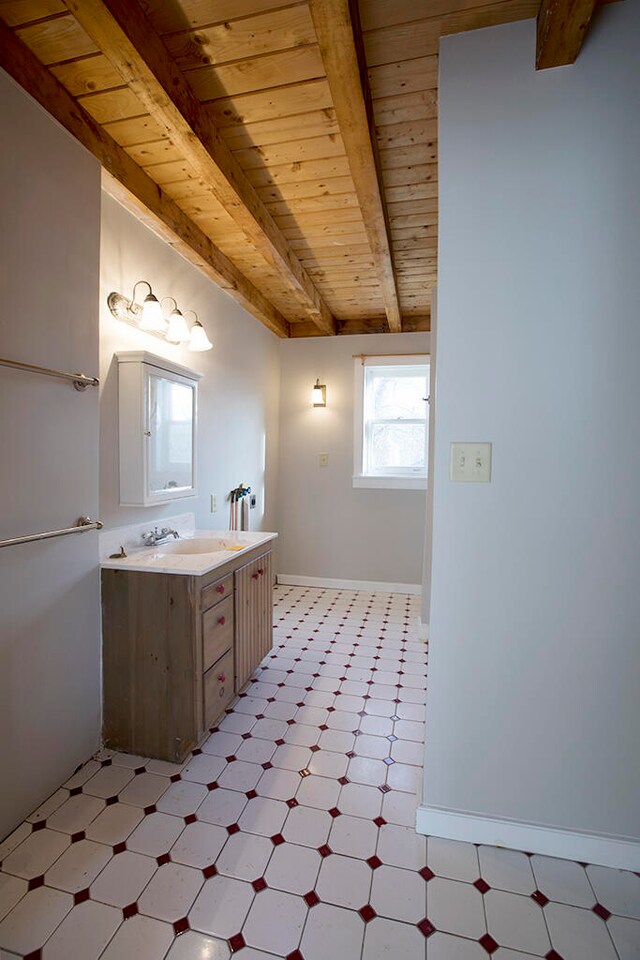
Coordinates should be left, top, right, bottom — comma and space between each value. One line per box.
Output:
1, 0, 596, 337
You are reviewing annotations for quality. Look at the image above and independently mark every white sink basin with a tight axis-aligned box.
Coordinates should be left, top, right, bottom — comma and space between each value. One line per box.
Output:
157, 537, 248, 555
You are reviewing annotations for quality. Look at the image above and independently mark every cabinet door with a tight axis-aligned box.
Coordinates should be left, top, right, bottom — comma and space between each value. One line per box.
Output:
234, 551, 273, 692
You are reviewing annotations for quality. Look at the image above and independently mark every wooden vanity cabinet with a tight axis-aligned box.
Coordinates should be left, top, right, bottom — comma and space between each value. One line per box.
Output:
101, 543, 273, 762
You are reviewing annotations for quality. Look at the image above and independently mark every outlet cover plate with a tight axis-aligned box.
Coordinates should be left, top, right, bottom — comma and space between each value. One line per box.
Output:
450, 442, 492, 482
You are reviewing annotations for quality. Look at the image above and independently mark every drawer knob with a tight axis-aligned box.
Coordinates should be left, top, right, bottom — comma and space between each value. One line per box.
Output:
216, 584, 225, 594
252, 572, 258, 580
258, 568, 264, 576
218, 673, 226, 683
218, 616, 226, 626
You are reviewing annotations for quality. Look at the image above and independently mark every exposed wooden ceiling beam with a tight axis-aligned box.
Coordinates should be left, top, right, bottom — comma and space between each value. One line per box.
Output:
290, 315, 430, 337
309, 0, 403, 333
62, 0, 336, 336
536, 0, 598, 69
0, 18, 290, 339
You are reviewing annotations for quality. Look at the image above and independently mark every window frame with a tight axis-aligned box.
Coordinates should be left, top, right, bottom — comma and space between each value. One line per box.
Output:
352, 355, 429, 491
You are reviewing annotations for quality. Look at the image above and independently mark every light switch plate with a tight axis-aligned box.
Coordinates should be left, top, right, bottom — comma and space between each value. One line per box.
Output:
319, 453, 329, 467
450, 442, 492, 482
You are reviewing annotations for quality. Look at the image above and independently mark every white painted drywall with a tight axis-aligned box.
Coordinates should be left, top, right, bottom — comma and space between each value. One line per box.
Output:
420, 290, 437, 632
99, 192, 281, 541
0, 71, 101, 838
278, 332, 429, 586
424, 4, 640, 845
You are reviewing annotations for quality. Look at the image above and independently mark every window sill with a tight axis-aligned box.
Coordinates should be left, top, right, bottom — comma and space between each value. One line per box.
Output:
352, 475, 427, 491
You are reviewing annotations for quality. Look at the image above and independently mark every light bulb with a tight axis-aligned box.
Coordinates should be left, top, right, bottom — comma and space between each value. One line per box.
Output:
312, 380, 326, 407
139, 293, 166, 331
165, 308, 191, 343
188, 320, 212, 351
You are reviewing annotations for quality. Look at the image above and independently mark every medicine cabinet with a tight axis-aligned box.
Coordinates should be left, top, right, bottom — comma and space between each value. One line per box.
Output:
117, 351, 202, 507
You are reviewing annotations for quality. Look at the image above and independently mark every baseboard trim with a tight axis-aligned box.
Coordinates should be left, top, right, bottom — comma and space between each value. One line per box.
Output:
416, 617, 429, 640
416, 804, 640, 871
276, 574, 422, 595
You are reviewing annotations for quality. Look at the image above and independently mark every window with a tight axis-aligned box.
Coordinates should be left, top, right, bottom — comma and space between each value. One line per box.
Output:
353, 355, 429, 490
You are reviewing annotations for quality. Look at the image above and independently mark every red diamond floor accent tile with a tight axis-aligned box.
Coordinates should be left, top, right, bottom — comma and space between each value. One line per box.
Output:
286, 950, 305, 960
70, 831, 85, 843
318, 844, 332, 858
271, 833, 285, 846
202, 864, 217, 879
328, 807, 341, 818
156, 853, 171, 866
143, 805, 156, 815
227, 823, 240, 834
474, 878, 491, 894
419, 866, 435, 882
74, 889, 90, 905
417, 918, 435, 938
252, 877, 268, 892
359, 904, 377, 922
173, 917, 189, 935
32, 820, 47, 831
367, 855, 382, 870
532, 890, 549, 907
228, 932, 246, 952
122, 903, 138, 920
304, 890, 320, 907
546, 952, 565, 960
184, 814, 197, 825
592, 903, 612, 921
113, 842, 126, 855
479, 933, 499, 954
373, 816, 386, 827
28, 876, 44, 891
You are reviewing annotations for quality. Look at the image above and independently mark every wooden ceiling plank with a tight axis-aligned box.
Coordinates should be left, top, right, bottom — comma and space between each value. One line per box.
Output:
372, 90, 438, 126
221, 109, 339, 151
64, 0, 336, 335
256, 174, 357, 203
205, 78, 334, 127
15, 12, 97, 62
309, 0, 402, 332
368, 56, 439, 99
536, 0, 598, 69
0, 1, 66, 28
233, 133, 346, 171
185, 46, 325, 102
143, 0, 303, 36
0, 17, 290, 338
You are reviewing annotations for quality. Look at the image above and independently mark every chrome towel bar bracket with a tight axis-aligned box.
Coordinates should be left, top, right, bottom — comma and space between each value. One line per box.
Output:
0, 517, 103, 549
0, 356, 99, 391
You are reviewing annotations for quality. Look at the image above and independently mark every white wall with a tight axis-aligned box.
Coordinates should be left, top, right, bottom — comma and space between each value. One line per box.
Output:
0, 71, 101, 838
423, 4, 640, 863
100, 192, 281, 539
278, 332, 429, 586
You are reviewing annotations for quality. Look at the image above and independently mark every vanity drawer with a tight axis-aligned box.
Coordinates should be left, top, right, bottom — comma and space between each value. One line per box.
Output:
203, 649, 234, 729
202, 596, 233, 672
201, 573, 233, 612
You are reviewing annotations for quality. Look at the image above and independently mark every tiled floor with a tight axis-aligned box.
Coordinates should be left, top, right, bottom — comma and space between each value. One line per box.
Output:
1, 585, 639, 960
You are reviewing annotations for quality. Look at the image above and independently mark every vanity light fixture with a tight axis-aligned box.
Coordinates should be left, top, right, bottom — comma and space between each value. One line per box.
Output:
312, 379, 327, 407
107, 283, 213, 352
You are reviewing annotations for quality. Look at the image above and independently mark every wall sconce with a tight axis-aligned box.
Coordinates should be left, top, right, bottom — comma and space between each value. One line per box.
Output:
312, 378, 327, 407
107, 281, 213, 352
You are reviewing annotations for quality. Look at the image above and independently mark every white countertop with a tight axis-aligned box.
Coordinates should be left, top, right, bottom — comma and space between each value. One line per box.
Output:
100, 529, 277, 576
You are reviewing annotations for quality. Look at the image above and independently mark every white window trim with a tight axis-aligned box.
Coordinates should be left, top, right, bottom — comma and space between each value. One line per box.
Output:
352, 355, 429, 492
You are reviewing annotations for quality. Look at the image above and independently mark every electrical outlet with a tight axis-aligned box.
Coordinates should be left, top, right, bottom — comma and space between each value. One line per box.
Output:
210, 494, 217, 512
450, 442, 492, 482
319, 453, 329, 467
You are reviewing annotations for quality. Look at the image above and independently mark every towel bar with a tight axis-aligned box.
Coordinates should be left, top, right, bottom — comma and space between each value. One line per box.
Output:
0, 517, 103, 549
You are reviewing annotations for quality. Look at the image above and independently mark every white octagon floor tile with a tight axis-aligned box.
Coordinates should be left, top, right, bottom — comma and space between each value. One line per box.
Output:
238, 797, 288, 837
90, 851, 157, 908
27, 789, 69, 825
282, 805, 332, 848
82, 765, 134, 799
218, 761, 263, 793
428, 837, 479, 883
235, 738, 277, 765
164, 929, 231, 959
41, 899, 121, 960
85, 802, 143, 846
608, 915, 640, 960
428, 932, 488, 959
156, 780, 208, 818
329, 815, 378, 861
0, 886, 72, 955
46, 795, 105, 834
189, 875, 254, 939
44, 839, 112, 893
378, 823, 426, 871
1, 829, 69, 880
118, 774, 169, 809
362, 916, 426, 960
587, 865, 640, 919
180, 753, 227, 784
301, 902, 365, 960
271, 744, 312, 771
0, 875, 27, 924
478, 846, 535, 895
138, 862, 203, 922
347, 757, 388, 787
545, 901, 618, 959
126, 812, 185, 857
264, 842, 321, 895
0, 824, 31, 863
171, 821, 227, 869
316, 853, 372, 909
338, 783, 382, 820
201, 732, 243, 758
296, 774, 341, 810
197, 788, 247, 827
99, 914, 173, 960
215, 832, 273, 882
390, 739, 423, 765
381, 790, 416, 827
386, 761, 421, 792
371, 864, 426, 923
484, 889, 550, 955
531, 854, 594, 907
243, 888, 307, 955
428, 877, 486, 940
307, 748, 349, 778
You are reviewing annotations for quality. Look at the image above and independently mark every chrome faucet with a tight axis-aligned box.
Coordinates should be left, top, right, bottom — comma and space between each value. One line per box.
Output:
141, 526, 180, 547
